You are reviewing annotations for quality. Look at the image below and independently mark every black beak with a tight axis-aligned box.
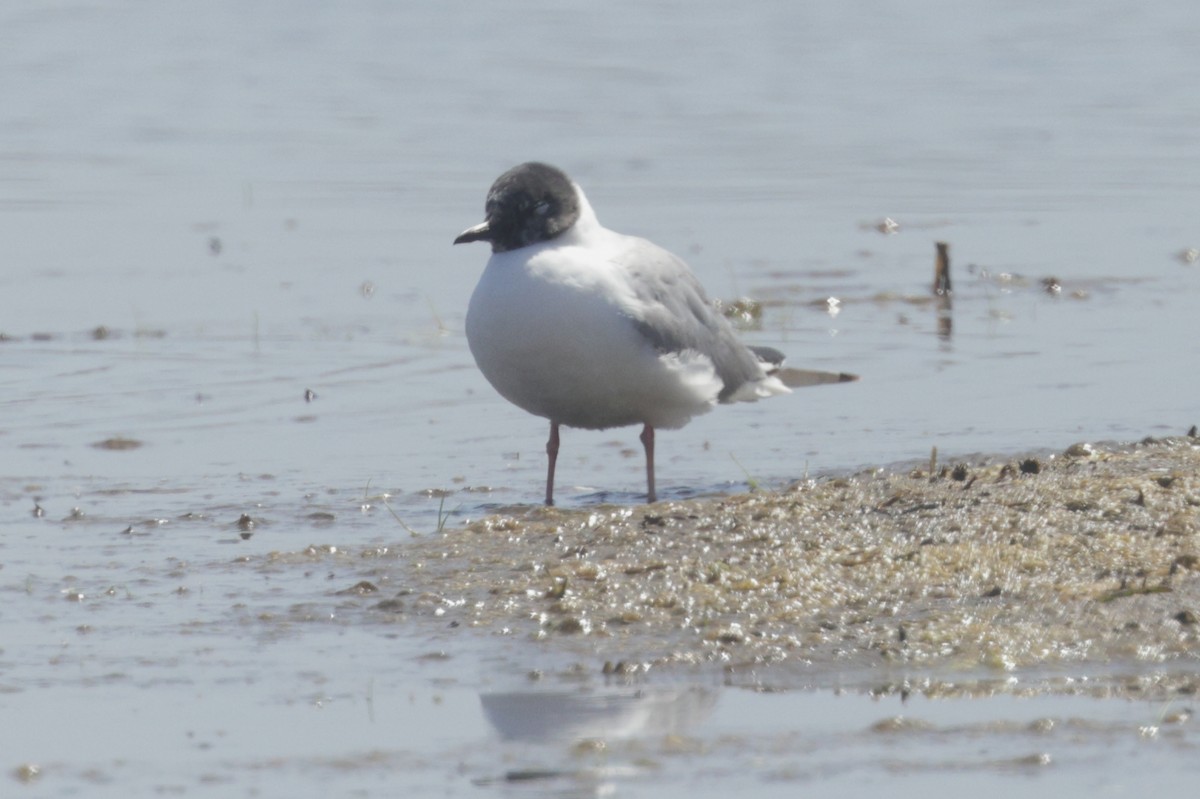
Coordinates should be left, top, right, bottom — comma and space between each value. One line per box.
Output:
453, 220, 492, 245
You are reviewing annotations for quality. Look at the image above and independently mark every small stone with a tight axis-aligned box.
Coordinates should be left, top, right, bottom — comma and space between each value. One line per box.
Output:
876, 217, 900, 234
337, 580, 379, 596
13, 763, 41, 783
1173, 554, 1199, 571
555, 617, 589, 635
1160, 512, 1197, 537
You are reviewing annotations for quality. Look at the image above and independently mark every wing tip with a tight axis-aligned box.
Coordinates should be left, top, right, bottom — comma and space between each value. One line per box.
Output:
777, 367, 861, 388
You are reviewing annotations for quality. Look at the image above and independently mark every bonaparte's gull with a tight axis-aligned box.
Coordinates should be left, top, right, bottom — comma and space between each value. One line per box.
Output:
456, 162, 839, 505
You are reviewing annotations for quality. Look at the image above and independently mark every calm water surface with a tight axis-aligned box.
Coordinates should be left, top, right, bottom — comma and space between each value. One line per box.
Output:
2, 0, 1199, 795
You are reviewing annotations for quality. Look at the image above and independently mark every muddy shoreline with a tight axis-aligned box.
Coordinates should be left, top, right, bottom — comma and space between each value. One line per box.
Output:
292, 432, 1200, 699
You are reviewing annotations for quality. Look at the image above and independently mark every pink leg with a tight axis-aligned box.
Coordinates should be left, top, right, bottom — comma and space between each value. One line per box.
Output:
545, 421, 560, 506
639, 424, 657, 503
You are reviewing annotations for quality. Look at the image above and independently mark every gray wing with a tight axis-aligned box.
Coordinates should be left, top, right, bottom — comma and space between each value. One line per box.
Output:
614, 239, 766, 402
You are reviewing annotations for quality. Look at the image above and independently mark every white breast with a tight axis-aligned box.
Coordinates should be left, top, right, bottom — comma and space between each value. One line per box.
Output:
466, 237, 722, 431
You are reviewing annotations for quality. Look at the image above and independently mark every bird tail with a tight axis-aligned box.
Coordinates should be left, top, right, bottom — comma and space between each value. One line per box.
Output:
748, 345, 859, 388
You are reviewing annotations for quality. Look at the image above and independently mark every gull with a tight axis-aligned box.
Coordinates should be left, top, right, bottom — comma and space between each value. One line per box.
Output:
455, 162, 851, 505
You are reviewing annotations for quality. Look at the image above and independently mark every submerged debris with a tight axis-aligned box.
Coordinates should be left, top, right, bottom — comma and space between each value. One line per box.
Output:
933, 242, 952, 296
91, 436, 143, 451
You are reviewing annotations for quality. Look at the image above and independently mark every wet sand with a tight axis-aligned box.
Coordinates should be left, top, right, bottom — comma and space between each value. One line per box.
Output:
313, 431, 1200, 698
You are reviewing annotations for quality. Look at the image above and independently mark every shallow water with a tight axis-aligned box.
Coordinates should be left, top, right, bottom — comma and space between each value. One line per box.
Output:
6, 607, 1199, 797
3, 0, 1200, 794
